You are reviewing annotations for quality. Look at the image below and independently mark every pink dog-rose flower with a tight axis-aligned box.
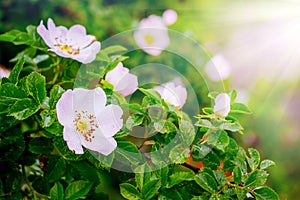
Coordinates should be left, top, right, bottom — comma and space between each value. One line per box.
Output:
56, 88, 123, 155
105, 62, 138, 96
213, 93, 231, 117
134, 15, 170, 56
205, 54, 231, 82
154, 78, 187, 109
37, 18, 100, 64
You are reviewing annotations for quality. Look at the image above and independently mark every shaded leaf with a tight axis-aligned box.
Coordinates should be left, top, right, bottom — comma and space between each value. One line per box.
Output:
253, 186, 279, 200
65, 180, 93, 200
120, 183, 140, 200
9, 56, 25, 84
8, 98, 39, 120
50, 182, 64, 200
260, 159, 275, 170
29, 137, 54, 154
194, 172, 218, 193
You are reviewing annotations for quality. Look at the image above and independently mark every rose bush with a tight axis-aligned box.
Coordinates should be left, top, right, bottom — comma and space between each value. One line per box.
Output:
0, 15, 279, 200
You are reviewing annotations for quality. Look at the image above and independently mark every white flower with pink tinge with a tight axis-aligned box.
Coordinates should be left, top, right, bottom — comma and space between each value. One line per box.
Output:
134, 9, 177, 56
105, 62, 138, 97
154, 78, 187, 109
37, 18, 100, 64
205, 54, 231, 82
56, 88, 123, 155
213, 93, 231, 118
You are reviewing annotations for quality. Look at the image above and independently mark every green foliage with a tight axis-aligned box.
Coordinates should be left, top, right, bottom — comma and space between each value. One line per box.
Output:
0, 8, 279, 200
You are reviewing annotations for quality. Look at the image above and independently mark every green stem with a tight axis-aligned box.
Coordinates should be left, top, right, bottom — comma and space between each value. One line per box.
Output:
22, 165, 37, 200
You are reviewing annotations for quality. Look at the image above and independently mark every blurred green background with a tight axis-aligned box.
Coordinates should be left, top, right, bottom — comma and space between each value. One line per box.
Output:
1, 0, 300, 199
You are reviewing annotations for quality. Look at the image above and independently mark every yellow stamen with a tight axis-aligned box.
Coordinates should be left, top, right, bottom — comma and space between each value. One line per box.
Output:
77, 119, 88, 132
144, 34, 154, 45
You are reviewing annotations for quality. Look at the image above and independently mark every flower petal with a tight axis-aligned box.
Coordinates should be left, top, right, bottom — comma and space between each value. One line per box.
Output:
74, 41, 101, 64
96, 104, 123, 137
105, 62, 128, 82
47, 18, 56, 32
205, 55, 231, 82
37, 20, 54, 47
81, 131, 117, 156
68, 24, 87, 37
63, 126, 84, 154
162, 9, 178, 26
56, 89, 73, 126
72, 87, 106, 113
213, 93, 231, 117
116, 73, 138, 96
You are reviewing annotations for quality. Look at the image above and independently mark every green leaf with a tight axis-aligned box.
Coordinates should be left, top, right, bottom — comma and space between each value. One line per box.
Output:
126, 114, 144, 130
202, 107, 213, 115
26, 71, 46, 104
154, 120, 177, 134
179, 119, 196, 146
45, 122, 63, 136
115, 140, 144, 165
0, 83, 27, 104
191, 196, 209, 200
194, 172, 218, 193
125, 103, 146, 114
231, 90, 238, 102
141, 179, 161, 200
8, 98, 40, 120
192, 144, 211, 160
46, 157, 66, 183
0, 29, 34, 45
103, 45, 127, 55
134, 163, 151, 190
96, 51, 111, 62
49, 85, 65, 110
50, 182, 64, 200
9, 56, 25, 84
29, 137, 54, 154
166, 168, 195, 188
253, 186, 279, 200
87, 150, 115, 171
244, 170, 268, 187
230, 103, 252, 114
169, 145, 189, 164
54, 137, 86, 161
159, 189, 183, 200
70, 160, 100, 184
65, 180, 93, 200
208, 91, 218, 99
40, 110, 56, 128
235, 187, 249, 200
32, 54, 49, 64
214, 171, 226, 187
260, 159, 276, 170
153, 165, 169, 187
218, 122, 243, 132
233, 166, 242, 184
247, 148, 260, 170
207, 130, 229, 152
0, 30, 20, 41
195, 119, 213, 128
120, 183, 140, 200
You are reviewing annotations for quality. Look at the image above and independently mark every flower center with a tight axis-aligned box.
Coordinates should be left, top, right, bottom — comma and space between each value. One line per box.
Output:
77, 119, 88, 132
54, 37, 80, 55
73, 110, 99, 142
144, 34, 154, 45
